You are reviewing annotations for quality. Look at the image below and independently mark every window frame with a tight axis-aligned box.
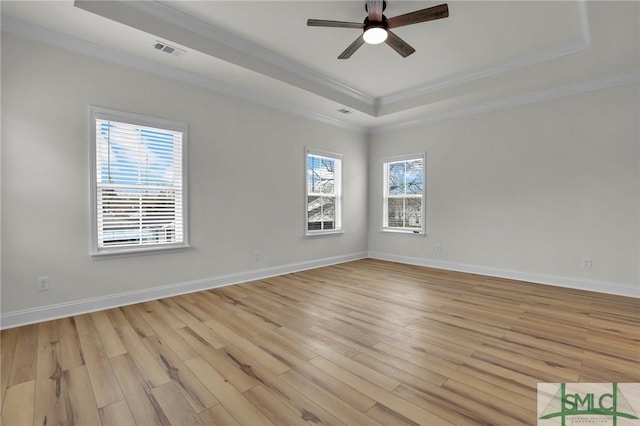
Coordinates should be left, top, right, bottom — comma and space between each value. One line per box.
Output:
305, 147, 343, 237
89, 106, 189, 258
382, 152, 426, 235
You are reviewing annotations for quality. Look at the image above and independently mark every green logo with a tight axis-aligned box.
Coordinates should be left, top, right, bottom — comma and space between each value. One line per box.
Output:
539, 383, 639, 426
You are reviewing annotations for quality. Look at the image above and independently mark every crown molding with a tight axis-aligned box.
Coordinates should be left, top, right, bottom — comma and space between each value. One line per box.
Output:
1, 15, 366, 134
370, 71, 640, 134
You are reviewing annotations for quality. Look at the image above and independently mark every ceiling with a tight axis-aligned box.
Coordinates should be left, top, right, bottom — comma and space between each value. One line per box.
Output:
2, 1, 638, 132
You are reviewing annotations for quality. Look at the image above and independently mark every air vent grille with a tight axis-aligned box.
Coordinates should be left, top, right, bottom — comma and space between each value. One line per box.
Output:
154, 41, 186, 57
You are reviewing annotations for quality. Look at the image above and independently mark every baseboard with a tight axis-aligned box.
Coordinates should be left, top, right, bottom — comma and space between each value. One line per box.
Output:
368, 251, 640, 298
0, 252, 367, 330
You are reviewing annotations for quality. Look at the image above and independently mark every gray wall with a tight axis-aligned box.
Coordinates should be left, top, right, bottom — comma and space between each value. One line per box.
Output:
1, 33, 368, 321
368, 83, 639, 295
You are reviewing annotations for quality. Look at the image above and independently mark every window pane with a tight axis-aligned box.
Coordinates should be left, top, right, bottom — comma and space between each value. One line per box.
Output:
386, 197, 422, 229
388, 162, 405, 195
405, 160, 423, 195
387, 198, 405, 228
308, 155, 335, 194
307, 195, 335, 231
404, 197, 422, 228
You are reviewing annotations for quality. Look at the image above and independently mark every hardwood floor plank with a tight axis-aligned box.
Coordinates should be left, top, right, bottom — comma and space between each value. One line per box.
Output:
250, 334, 376, 412
204, 317, 289, 375
152, 382, 207, 426
365, 402, 421, 426
120, 305, 156, 339
90, 310, 127, 358
110, 353, 172, 426
137, 305, 200, 361
1, 380, 35, 426
442, 379, 536, 424
99, 400, 136, 426
242, 385, 309, 426
310, 355, 456, 426
0, 327, 19, 406
395, 383, 528, 426
198, 404, 241, 426
354, 350, 447, 386
76, 322, 124, 408
63, 366, 101, 426
280, 369, 383, 426
145, 300, 186, 330
165, 301, 229, 349
34, 321, 68, 426
143, 335, 219, 412
7, 324, 38, 387
174, 327, 260, 392
185, 356, 275, 425
104, 307, 129, 329
306, 343, 401, 391
218, 344, 347, 426
115, 324, 171, 388
277, 325, 360, 359
2, 259, 638, 426
56, 317, 85, 372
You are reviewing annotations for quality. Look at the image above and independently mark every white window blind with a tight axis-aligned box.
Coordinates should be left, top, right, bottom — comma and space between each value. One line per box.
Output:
306, 149, 342, 235
383, 154, 425, 233
90, 107, 188, 255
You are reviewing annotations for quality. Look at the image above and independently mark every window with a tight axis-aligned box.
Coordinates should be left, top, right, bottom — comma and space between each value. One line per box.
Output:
383, 154, 425, 233
90, 106, 188, 256
306, 148, 342, 235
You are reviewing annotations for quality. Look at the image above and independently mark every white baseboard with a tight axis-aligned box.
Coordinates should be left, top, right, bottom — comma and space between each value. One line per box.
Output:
0, 252, 367, 330
368, 251, 640, 299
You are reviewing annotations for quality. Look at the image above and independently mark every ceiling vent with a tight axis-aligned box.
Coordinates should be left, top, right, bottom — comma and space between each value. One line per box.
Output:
154, 41, 186, 57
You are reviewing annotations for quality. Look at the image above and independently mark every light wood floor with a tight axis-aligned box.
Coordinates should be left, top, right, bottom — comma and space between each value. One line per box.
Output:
2, 259, 639, 425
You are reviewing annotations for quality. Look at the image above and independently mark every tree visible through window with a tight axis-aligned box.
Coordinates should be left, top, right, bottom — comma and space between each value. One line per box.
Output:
383, 155, 424, 232
90, 107, 188, 255
306, 149, 342, 234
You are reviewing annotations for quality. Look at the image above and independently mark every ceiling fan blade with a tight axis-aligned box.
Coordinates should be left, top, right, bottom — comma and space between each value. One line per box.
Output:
367, 0, 384, 21
307, 19, 364, 29
338, 34, 365, 59
385, 30, 416, 57
387, 3, 449, 29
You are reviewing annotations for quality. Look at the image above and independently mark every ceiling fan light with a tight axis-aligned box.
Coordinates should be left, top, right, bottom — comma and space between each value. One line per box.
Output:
363, 26, 387, 44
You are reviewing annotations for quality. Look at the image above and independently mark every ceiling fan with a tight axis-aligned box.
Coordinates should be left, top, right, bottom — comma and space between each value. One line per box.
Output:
307, 0, 448, 59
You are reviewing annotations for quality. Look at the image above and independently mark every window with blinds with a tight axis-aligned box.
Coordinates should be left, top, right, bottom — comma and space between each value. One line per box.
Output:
306, 148, 343, 236
90, 107, 188, 256
383, 154, 425, 234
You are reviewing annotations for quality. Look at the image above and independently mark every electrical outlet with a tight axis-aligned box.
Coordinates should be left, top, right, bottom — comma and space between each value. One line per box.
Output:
253, 250, 260, 262
582, 258, 592, 269
436, 244, 442, 253
37, 276, 49, 292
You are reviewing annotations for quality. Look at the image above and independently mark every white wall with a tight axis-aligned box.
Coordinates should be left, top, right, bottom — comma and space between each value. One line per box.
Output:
0, 33, 368, 325
368, 84, 640, 296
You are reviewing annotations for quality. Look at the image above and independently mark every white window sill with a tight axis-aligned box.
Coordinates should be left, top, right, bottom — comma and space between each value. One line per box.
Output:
380, 228, 426, 236
305, 230, 344, 238
91, 244, 191, 260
